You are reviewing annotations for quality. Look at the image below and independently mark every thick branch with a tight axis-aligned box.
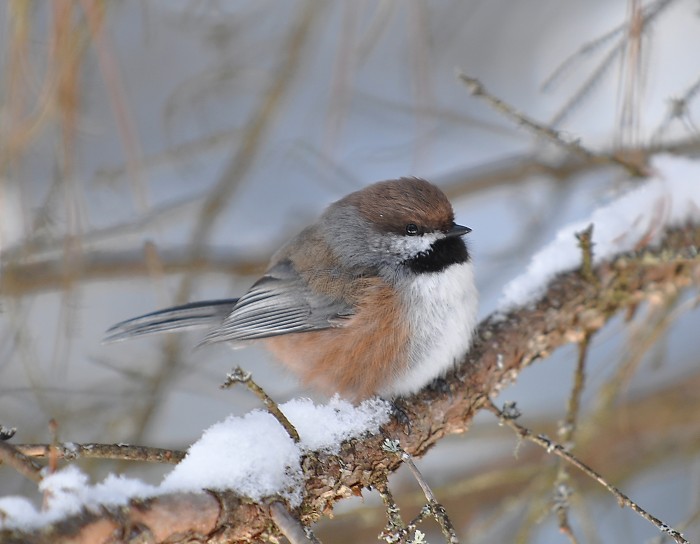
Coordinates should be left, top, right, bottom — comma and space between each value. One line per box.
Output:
3, 225, 699, 543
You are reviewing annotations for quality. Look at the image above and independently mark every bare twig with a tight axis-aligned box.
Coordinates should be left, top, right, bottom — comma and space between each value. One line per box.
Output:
79, 0, 149, 210
648, 508, 700, 544
457, 73, 593, 160
222, 367, 300, 443
544, 0, 674, 93
561, 334, 590, 444
377, 477, 437, 544
0, 247, 267, 296
553, 332, 592, 544
377, 478, 407, 539
383, 439, 459, 543
653, 74, 700, 141
617, 0, 647, 149
544, 0, 676, 130
589, 291, 681, 427
485, 400, 688, 544
542, 21, 624, 93
181, 0, 320, 296
456, 72, 648, 177
126, 2, 322, 450
14, 442, 185, 464
0, 441, 43, 484
269, 500, 321, 544
552, 482, 578, 544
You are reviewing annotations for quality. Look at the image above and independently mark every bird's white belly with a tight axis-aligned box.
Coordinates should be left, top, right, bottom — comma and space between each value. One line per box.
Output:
383, 262, 478, 397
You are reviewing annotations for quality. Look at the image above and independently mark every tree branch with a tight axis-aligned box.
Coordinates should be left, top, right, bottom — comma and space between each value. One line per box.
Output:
3, 225, 699, 543
0, 248, 267, 296
13, 443, 185, 464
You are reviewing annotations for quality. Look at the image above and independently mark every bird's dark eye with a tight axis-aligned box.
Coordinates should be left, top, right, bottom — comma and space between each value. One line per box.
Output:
405, 223, 419, 236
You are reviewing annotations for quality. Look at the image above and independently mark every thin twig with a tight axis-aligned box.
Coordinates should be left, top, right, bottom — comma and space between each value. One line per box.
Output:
485, 400, 688, 544
552, 483, 578, 544
648, 508, 700, 544
550, 43, 622, 130
561, 334, 590, 444
457, 72, 593, 160
222, 367, 300, 443
376, 478, 407, 539
0, 441, 43, 484
14, 442, 185, 464
652, 73, 700, 141
456, 72, 647, 177
125, 2, 321, 451
79, 0, 149, 211
542, 20, 624, 92
181, 0, 320, 298
383, 439, 460, 543
553, 332, 592, 544
590, 291, 681, 427
1, 247, 267, 297
543, 0, 675, 93
377, 478, 436, 543
400, 452, 438, 505
544, 0, 676, 130
617, 0, 646, 149
269, 500, 321, 544
377, 477, 436, 543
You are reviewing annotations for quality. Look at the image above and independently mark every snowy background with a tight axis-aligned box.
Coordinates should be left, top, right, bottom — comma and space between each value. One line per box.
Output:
1, 1, 699, 542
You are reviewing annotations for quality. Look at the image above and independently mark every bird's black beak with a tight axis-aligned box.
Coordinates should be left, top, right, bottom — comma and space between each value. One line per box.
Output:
446, 223, 472, 237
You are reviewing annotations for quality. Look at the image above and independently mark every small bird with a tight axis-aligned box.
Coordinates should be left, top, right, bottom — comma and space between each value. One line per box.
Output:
105, 178, 478, 401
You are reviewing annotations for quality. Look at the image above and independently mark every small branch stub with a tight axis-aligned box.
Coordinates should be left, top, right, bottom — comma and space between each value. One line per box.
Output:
576, 224, 597, 284
222, 366, 301, 443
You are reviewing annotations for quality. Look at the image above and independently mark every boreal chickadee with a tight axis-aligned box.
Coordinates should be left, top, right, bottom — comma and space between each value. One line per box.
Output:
106, 178, 477, 401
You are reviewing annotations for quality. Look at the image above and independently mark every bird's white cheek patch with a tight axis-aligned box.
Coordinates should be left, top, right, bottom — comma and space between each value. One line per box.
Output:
385, 262, 478, 396
386, 232, 443, 259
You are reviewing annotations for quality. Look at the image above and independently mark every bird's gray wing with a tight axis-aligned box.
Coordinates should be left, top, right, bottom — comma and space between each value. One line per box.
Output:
104, 299, 238, 342
200, 260, 353, 344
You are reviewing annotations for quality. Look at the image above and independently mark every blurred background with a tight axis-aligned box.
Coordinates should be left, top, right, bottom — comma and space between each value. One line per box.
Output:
1, 1, 699, 542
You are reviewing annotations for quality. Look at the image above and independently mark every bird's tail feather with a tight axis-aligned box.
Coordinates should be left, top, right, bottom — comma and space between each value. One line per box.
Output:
103, 299, 238, 343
